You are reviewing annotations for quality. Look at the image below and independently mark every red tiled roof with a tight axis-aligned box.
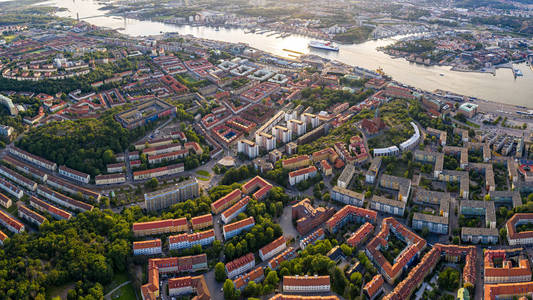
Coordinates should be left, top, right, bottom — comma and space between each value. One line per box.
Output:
223, 217, 255, 234
289, 166, 317, 178
283, 275, 330, 287
133, 218, 187, 232
133, 239, 161, 250
212, 189, 242, 211
225, 253, 255, 273
259, 236, 286, 257
190, 214, 213, 226
0, 209, 24, 232
347, 222, 374, 247
222, 196, 250, 219
363, 274, 384, 298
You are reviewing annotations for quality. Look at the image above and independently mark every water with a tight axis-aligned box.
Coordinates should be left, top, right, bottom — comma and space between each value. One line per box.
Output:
17, 0, 533, 107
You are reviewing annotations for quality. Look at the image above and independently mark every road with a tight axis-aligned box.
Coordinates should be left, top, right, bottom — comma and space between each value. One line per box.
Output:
104, 281, 131, 300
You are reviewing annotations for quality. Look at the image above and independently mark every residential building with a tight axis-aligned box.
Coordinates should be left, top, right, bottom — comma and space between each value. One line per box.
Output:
259, 236, 287, 261
223, 217, 255, 240
0, 209, 24, 233
133, 163, 184, 181
461, 227, 498, 244
133, 239, 162, 256
144, 178, 199, 211
507, 213, 533, 246
168, 229, 215, 250
484, 249, 532, 284
299, 228, 325, 250
282, 275, 330, 293
29, 196, 71, 220
292, 199, 335, 235
366, 157, 382, 184
347, 222, 374, 248
326, 205, 377, 233
8, 146, 57, 171
190, 214, 213, 230
133, 218, 188, 237
58, 165, 90, 184
364, 274, 384, 300
95, 173, 126, 185
370, 195, 406, 216
282, 155, 311, 170
237, 139, 259, 159
331, 186, 365, 207
221, 196, 250, 224
211, 189, 242, 214
225, 253, 255, 278
0, 165, 37, 191
17, 203, 47, 227
36, 185, 93, 212
233, 267, 264, 291
0, 193, 12, 209
379, 174, 411, 201
289, 166, 317, 186
337, 164, 355, 189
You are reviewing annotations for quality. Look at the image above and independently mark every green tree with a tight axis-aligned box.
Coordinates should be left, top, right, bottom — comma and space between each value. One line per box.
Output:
223, 279, 239, 300
265, 270, 280, 286
215, 262, 226, 282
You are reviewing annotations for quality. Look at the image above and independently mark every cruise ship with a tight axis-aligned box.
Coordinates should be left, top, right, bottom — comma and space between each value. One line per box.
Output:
308, 41, 339, 51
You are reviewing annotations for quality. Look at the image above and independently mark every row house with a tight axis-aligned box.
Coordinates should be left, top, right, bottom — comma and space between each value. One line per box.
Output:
223, 217, 255, 240
37, 185, 93, 212
259, 236, 287, 261
133, 218, 188, 237
58, 165, 90, 184
168, 229, 215, 250
225, 253, 255, 278
133, 239, 162, 256
30, 196, 72, 220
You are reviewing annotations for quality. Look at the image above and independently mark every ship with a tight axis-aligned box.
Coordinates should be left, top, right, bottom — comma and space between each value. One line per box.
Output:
308, 41, 339, 51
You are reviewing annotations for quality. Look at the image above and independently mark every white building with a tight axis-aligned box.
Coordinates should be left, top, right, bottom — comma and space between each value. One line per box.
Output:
259, 236, 287, 261
272, 125, 292, 144
58, 165, 90, 184
288, 119, 306, 136
301, 113, 319, 129
238, 139, 259, 159
226, 253, 256, 278
289, 166, 317, 186
255, 131, 276, 151
373, 146, 400, 157
283, 275, 331, 293
133, 239, 162, 256
399, 122, 420, 152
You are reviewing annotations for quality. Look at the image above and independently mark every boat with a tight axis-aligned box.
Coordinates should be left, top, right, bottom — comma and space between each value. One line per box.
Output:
514, 69, 523, 76
440, 73, 444, 76
308, 41, 339, 51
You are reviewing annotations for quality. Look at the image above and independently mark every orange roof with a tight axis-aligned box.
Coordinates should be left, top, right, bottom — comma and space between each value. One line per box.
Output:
234, 266, 264, 289
364, 274, 384, 298
283, 275, 330, 287
225, 253, 255, 273
282, 155, 310, 167
212, 189, 242, 211
485, 282, 533, 300
326, 205, 377, 230
289, 166, 317, 178
259, 236, 286, 257
223, 217, 255, 234
242, 176, 271, 193
0, 229, 7, 242
347, 222, 374, 247
0, 209, 24, 232
269, 295, 339, 300
222, 196, 250, 219
190, 214, 213, 226
133, 239, 161, 250
507, 213, 533, 241
133, 218, 187, 232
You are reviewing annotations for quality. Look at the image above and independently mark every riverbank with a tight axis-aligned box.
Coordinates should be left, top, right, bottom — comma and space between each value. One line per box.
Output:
26, 0, 533, 108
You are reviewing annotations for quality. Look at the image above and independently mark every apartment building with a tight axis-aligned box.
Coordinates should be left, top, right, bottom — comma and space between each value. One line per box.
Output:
259, 236, 287, 261
132, 218, 188, 237
168, 229, 215, 250
225, 253, 255, 278
282, 275, 330, 293
58, 165, 90, 184
133, 239, 162, 256
144, 178, 199, 211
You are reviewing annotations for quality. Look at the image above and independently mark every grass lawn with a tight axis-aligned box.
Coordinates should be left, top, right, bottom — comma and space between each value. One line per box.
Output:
110, 282, 136, 300
105, 272, 130, 294
196, 170, 210, 177
197, 177, 210, 181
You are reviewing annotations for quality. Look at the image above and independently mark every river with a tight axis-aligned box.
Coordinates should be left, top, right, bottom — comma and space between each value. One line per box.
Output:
15, 0, 533, 107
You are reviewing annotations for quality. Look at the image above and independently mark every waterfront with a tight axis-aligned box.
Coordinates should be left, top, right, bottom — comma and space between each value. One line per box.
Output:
26, 0, 533, 107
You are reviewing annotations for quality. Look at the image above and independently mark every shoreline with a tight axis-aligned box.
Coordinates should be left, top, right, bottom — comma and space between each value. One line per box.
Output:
29, 1, 533, 111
